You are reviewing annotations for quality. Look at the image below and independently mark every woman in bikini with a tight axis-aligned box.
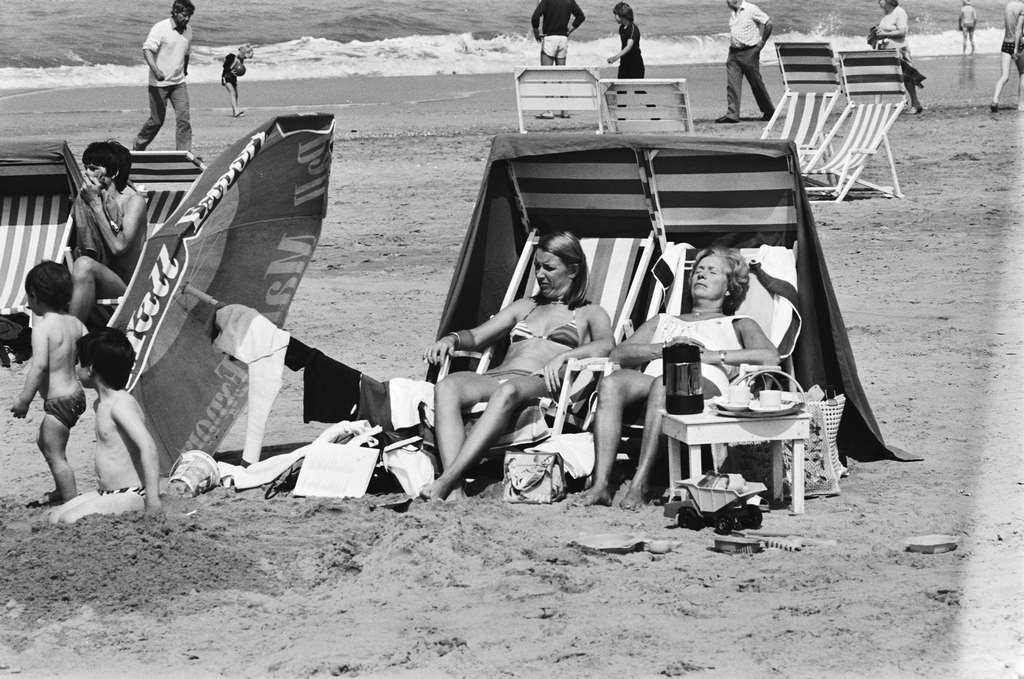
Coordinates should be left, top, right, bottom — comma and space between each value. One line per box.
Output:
420, 231, 613, 500
582, 246, 779, 509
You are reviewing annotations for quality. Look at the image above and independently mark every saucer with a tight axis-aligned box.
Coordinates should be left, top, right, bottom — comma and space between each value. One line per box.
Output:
748, 400, 786, 413
710, 396, 751, 412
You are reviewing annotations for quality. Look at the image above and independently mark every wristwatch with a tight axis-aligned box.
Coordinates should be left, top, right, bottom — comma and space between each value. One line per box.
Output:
719, 350, 727, 364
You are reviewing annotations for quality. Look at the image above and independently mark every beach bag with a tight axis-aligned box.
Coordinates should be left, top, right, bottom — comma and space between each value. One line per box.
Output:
292, 426, 382, 499
265, 457, 305, 499
503, 451, 566, 504
784, 394, 846, 497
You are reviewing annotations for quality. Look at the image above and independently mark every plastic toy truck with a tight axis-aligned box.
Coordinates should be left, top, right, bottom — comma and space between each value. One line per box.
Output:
663, 472, 765, 534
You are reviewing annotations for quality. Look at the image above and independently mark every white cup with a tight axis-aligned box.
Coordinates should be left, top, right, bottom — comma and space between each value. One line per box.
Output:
759, 390, 783, 408
726, 385, 751, 405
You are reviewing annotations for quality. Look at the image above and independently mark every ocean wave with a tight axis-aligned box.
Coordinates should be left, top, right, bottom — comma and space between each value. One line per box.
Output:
0, 28, 1004, 91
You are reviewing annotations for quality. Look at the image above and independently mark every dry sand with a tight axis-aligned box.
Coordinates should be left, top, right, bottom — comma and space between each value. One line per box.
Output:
0, 57, 1022, 678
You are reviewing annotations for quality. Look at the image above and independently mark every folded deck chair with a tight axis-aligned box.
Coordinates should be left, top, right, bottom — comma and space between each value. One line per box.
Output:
0, 194, 74, 316
129, 150, 205, 235
761, 42, 842, 165
601, 79, 694, 133
801, 50, 906, 201
514, 66, 604, 133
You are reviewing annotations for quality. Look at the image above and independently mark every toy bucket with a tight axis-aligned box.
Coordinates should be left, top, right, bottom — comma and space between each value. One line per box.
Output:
169, 449, 220, 496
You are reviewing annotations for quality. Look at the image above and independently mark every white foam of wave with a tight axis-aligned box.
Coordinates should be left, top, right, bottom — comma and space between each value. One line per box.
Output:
0, 28, 1005, 91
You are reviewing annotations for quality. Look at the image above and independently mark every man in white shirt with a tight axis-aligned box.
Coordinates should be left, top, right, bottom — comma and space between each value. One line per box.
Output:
716, 0, 775, 124
133, 0, 194, 151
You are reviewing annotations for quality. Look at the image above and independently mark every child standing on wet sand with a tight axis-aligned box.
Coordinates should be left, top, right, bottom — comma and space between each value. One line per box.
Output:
49, 328, 162, 524
607, 2, 645, 79
11, 262, 87, 508
221, 44, 254, 117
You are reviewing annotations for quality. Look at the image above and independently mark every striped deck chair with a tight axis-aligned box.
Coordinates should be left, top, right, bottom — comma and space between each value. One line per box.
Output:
600, 79, 694, 133
440, 229, 654, 444
0, 193, 74, 316
514, 66, 604, 133
643, 148, 798, 244
801, 50, 906, 201
761, 42, 843, 165
129, 150, 205, 234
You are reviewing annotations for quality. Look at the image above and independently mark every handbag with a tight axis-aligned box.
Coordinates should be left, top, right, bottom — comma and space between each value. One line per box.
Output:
503, 451, 566, 504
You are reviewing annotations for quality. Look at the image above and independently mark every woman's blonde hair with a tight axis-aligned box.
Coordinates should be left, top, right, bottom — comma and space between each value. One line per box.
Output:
683, 246, 750, 316
534, 231, 590, 309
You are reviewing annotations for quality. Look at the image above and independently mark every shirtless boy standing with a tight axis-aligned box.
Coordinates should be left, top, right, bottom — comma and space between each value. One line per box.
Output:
12, 263, 87, 507
991, 0, 1024, 111
49, 328, 162, 524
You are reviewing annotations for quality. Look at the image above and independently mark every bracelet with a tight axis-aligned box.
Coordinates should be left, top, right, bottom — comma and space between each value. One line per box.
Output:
456, 330, 472, 350
719, 350, 728, 364
444, 331, 460, 349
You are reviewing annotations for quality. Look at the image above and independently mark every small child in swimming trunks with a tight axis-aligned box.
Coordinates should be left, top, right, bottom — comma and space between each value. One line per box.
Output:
49, 328, 162, 524
11, 262, 87, 508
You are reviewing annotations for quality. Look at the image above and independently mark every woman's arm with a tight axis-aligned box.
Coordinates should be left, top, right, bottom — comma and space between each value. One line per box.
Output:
717, 317, 779, 367
423, 298, 531, 365
876, 10, 908, 39
607, 28, 635, 64
539, 305, 613, 392
608, 315, 662, 368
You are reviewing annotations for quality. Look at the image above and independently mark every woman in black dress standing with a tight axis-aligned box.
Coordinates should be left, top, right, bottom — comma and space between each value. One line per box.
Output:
607, 2, 644, 78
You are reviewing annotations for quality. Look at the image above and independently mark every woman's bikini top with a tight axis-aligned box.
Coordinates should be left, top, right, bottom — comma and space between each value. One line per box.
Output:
509, 302, 581, 349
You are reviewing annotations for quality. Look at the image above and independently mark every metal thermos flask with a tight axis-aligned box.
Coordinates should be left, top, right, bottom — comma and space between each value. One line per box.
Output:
663, 343, 703, 415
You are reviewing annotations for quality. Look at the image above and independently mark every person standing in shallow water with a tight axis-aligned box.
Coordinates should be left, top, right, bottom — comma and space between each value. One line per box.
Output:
133, 0, 194, 151
959, 0, 978, 55
607, 2, 644, 78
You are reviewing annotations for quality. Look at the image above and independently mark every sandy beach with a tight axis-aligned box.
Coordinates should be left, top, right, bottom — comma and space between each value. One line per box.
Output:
0, 55, 1022, 678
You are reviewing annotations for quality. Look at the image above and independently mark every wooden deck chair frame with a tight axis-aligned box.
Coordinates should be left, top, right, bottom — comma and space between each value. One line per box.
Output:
600, 79, 694, 134
0, 195, 75, 317
437, 228, 654, 438
801, 50, 906, 201
514, 66, 604, 134
761, 42, 843, 165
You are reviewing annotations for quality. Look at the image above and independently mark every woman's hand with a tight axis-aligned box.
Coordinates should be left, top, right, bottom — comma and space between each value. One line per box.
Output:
541, 353, 570, 393
422, 335, 458, 366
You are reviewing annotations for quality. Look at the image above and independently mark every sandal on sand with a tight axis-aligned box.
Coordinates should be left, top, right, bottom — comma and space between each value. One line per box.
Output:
535, 112, 555, 119
25, 490, 62, 508
233, 111, 246, 118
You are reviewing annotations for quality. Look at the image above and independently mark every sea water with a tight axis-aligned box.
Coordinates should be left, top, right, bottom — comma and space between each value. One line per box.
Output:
0, 0, 1008, 90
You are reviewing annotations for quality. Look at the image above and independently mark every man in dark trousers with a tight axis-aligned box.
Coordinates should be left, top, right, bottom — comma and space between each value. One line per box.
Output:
531, 0, 587, 118
716, 0, 775, 123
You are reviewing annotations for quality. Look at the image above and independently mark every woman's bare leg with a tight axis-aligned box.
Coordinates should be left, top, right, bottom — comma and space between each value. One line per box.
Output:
581, 370, 653, 506
619, 379, 666, 510
421, 376, 546, 501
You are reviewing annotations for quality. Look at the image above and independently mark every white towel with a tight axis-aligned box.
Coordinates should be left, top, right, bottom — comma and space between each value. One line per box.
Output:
217, 447, 307, 490
528, 432, 596, 479
387, 377, 435, 429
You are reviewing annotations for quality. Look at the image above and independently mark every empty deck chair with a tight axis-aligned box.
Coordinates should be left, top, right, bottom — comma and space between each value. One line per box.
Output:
129, 150, 205, 233
514, 66, 604, 133
801, 50, 906, 201
0, 141, 81, 319
761, 42, 842, 164
601, 79, 694, 133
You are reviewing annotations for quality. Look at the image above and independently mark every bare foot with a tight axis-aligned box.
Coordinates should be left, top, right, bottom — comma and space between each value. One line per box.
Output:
618, 482, 648, 511
579, 485, 613, 506
418, 476, 457, 501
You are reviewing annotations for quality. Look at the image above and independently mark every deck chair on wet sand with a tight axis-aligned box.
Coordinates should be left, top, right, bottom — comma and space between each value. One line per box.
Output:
129, 150, 205, 235
801, 50, 906, 201
761, 42, 843, 165
514, 66, 604, 134
601, 79, 694, 134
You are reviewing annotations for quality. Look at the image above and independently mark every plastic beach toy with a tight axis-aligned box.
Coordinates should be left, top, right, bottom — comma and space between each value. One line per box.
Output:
168, 449, 220, 497
904, 534, 959, 554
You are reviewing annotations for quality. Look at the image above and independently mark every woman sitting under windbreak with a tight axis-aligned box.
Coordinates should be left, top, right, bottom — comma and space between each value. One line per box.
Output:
582, 245, 779, 509
420, 231, 613, 500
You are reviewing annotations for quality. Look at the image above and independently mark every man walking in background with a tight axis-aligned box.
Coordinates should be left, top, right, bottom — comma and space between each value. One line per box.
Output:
531, 0, 587, 119
990, 0, 1024, 111
133, 0, 194, 151
716, 0, 774, 124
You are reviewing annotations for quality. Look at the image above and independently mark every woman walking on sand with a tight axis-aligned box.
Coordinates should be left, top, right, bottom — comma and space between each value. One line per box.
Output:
607, 2, 644, 78
872, 0, 925, 114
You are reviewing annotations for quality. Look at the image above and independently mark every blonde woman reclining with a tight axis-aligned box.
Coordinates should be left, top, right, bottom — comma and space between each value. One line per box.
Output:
420, 231, 613, 500
582, 246, 779, 509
